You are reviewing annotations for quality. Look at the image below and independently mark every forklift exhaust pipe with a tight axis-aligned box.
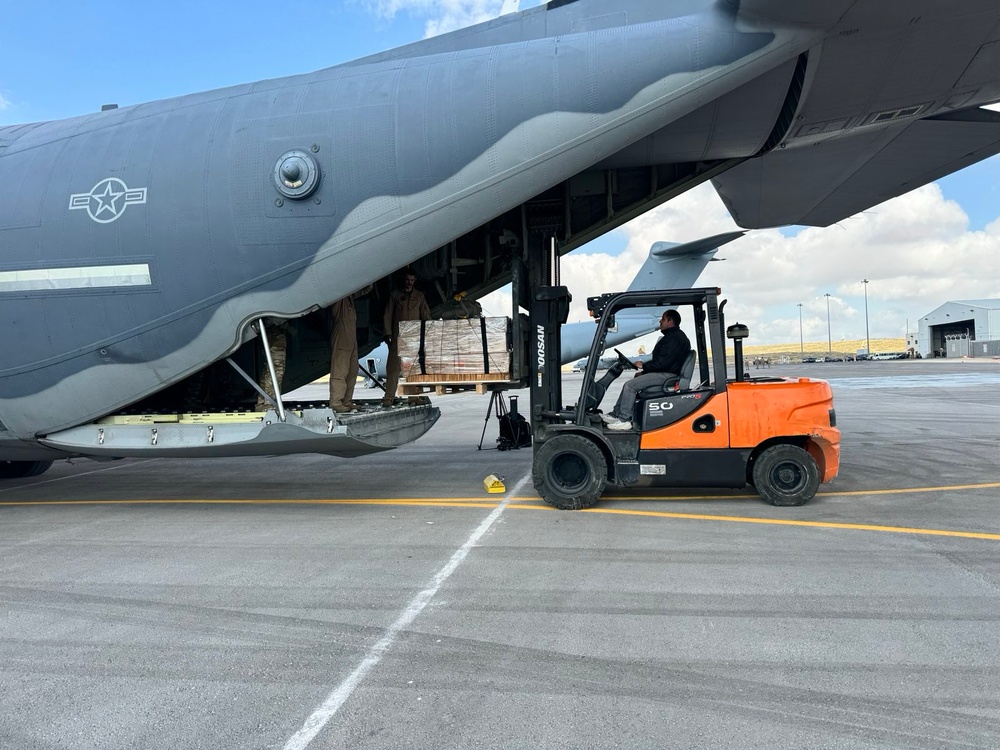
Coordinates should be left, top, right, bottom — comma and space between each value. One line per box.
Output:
728, 323, 750, 382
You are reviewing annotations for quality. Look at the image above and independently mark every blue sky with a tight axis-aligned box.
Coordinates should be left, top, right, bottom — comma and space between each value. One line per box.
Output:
937, 159, 1000, 231
3, 0, 998, 349
0, 1, 422, 123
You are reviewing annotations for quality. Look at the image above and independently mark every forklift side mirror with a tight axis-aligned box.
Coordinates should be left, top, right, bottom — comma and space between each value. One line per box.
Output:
606, 314, 616, 332
727, 323, 749, 340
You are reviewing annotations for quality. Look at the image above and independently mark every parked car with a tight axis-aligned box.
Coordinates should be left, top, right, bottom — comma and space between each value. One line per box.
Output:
870, 352, 907, 360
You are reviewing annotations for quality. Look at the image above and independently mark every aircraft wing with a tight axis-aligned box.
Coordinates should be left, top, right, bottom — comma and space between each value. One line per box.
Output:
714, 108, 1000, 228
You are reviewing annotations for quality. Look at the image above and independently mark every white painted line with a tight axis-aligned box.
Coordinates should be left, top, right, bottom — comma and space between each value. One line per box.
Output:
0, 263, 151, 292
282, 472, 532, 750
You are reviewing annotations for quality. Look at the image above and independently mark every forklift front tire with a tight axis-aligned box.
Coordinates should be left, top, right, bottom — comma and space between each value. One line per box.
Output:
532, 434, 607, 510
752, 444, 819, 506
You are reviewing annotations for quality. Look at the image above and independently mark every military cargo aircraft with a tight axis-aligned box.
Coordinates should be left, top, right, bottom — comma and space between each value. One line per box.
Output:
3, 0, 1000, 477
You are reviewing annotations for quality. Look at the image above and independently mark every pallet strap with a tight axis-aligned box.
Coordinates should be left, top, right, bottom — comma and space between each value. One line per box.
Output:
418, 320, 427, 375
480, 316, 490, 374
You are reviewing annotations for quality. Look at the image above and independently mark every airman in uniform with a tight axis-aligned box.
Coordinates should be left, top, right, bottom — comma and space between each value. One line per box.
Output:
382, 270, 431, 407
329, 284, 373, 413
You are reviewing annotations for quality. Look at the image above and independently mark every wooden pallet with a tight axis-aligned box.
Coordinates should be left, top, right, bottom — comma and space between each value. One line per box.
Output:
398, 373, 512, 396
397, 382, 490, 395
405, 372, 510, 383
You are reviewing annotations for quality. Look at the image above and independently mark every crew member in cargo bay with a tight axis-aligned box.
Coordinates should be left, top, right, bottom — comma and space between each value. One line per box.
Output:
383, 270, 431, 407
602, 309, 690, 430
330, 284, 374, 413
256, 319, 289, 412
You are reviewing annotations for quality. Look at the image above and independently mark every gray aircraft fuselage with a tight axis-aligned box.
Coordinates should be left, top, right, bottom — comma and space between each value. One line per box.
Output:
3, 0, 1000, 466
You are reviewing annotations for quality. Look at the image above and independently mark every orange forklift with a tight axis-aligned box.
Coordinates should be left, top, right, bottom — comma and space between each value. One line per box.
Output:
528, 286, 840, 509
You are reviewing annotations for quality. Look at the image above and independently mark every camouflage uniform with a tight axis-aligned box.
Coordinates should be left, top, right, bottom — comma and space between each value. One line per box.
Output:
329, 285, 373, 412
383, 284, 431, 406
256, 320, 288, 412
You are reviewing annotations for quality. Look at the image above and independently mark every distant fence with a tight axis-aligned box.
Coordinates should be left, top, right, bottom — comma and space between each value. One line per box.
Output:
946, 335, 971, 357
945, 335, 1000, 358
971, 339, 1000, 358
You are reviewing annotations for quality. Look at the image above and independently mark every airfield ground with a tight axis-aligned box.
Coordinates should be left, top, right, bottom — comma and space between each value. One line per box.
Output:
2, 359, 999, 749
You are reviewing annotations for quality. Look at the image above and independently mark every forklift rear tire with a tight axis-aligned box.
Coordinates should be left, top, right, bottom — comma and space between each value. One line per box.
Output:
0, 460, 54, 479
752, 445, 819, 507
532, 434, 607, 510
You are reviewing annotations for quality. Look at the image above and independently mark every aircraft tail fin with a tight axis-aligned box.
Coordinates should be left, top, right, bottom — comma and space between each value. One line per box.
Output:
557, 232, 743, 365
627, 231, 744, 292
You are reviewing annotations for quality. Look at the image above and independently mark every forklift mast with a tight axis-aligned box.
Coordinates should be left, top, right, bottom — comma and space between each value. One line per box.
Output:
529, 286, 571, 425
510, 235, 572, 431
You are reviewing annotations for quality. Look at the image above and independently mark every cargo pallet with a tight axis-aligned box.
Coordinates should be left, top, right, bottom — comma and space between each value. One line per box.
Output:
398, 373, 511, 396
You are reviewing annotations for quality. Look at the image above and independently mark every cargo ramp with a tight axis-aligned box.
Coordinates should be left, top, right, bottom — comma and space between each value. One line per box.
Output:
40, 402, 439, 459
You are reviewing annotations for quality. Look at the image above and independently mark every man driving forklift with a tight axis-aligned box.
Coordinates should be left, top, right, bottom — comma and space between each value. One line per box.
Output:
529, 287, 840, 510
601, 308, 689, 430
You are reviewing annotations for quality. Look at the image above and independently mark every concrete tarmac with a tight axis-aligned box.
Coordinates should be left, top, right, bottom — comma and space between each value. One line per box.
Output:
2, 360, 1000, 749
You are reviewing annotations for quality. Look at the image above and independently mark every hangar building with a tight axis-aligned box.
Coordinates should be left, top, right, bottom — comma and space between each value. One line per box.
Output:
918, 300, 1000, 357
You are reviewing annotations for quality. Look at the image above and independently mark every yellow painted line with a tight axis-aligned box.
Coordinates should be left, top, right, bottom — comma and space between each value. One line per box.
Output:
561, 506, 1000, 541
3, 490, 1000, 541
0, 498, 501, 509
5, 481, 995, 509
818, 481, 1000, 497
604, 480, 1000, 502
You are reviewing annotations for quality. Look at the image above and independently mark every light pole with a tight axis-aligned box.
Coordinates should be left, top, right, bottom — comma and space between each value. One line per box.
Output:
862, 279, 870, 355
797, 303, 804, 357
824, 293, 832, 355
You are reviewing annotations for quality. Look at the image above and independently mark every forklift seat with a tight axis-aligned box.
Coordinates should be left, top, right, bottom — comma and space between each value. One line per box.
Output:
635, 350, 696, 399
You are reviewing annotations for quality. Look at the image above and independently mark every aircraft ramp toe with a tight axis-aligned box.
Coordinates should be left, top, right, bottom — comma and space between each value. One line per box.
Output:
38, 404, 440, 459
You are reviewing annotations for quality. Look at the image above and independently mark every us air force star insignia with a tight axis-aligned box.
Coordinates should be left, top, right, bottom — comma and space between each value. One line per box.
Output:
69, 178, 147, 224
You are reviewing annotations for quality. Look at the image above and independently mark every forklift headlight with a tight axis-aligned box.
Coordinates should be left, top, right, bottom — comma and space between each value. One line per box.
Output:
828, 409, 837, 427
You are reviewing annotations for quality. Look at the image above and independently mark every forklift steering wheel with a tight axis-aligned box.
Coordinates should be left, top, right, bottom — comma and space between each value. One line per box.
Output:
614, 349, 639, 371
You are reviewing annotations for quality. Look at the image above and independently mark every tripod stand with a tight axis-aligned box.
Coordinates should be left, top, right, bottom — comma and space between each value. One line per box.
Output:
477, 387, 509, 451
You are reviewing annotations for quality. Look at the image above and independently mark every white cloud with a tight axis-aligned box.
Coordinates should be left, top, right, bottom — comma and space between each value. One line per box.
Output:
481, 182, 1000, 349
617, 183, 1000, 343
